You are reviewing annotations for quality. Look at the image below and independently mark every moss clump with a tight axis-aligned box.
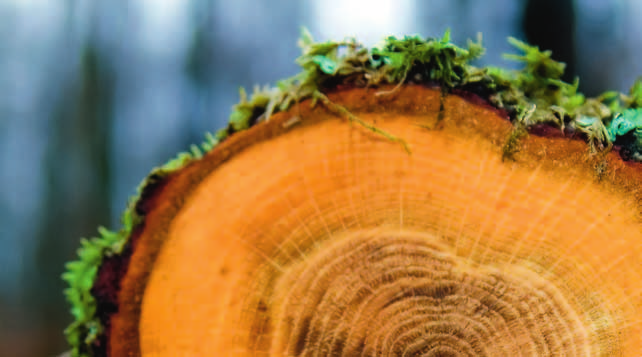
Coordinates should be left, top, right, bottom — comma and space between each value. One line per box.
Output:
211, 30, 642, 158
63, 29, 642, 357
62, 204, 135, 356
213, 29, 486, 143
62, 136, 215, 357
577, 79, 642, 158
486, 38, 584, 128
368, 31, 484, 89
577, 108, 642, 159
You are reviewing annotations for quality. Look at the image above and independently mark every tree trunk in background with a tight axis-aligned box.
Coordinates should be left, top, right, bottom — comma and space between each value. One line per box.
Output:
185, 0, 217, 146
522, 0, 577, 82
207, 0, 301, 129
32, 43, 114, 356
413, 0, 524, 68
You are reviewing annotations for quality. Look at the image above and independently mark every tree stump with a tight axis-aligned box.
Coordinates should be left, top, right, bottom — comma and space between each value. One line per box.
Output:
63, 32, 642, 356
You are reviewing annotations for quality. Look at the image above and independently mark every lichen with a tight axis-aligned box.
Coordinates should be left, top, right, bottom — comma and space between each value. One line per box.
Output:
63, 28, 642, 357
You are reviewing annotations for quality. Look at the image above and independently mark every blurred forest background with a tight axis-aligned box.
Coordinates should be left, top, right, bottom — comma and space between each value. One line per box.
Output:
1, 0, 641, 355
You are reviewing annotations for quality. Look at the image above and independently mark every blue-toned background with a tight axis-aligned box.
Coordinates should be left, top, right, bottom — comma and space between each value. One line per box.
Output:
1, 0, 639, 355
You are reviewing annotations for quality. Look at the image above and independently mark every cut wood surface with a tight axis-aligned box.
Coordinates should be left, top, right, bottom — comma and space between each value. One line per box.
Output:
96, 85, 642, 356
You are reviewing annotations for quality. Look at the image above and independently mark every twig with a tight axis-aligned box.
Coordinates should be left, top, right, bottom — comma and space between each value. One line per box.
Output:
313, 91, 411, 153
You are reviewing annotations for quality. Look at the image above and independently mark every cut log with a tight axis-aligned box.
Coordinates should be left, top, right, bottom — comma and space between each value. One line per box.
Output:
63, 32, 642, 356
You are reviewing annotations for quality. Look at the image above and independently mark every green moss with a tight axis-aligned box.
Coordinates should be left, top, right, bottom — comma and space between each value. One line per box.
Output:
369, 30, 484, 89
63, 28, 642, 357
477, 37, 582, 132
62, 201, 136, 356
62, 134, 217, 357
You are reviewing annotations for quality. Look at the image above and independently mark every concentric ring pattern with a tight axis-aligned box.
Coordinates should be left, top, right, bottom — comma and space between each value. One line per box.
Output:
271, 231, 589, 356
